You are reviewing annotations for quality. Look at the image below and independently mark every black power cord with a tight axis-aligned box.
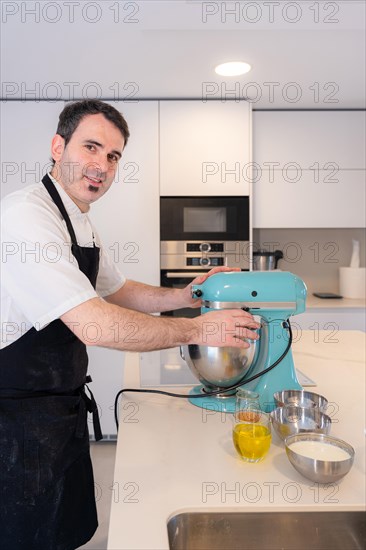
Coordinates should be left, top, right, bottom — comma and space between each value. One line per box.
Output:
114, 319, 293, 430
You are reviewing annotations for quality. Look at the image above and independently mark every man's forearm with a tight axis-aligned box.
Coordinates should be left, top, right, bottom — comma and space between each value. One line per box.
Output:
61, 296, 261, 351
106, 267, 240, 314
62, 297, 197, 351
105, 280, 188, 313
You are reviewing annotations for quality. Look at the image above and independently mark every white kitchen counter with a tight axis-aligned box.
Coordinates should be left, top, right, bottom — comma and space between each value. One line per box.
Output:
306, 295, 365, 309
107, 331, 366, 550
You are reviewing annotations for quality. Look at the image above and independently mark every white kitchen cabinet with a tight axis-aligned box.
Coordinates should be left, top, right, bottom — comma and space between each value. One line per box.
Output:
252, 170, 365, 228
0, 100, 63, 199
87, 101, 160, 437
253, 111, 366, 228
160, 100, 252, 196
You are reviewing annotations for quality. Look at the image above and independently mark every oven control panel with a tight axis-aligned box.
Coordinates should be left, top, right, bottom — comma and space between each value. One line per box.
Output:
186, 242, 224, 253
160, 240, 250, 270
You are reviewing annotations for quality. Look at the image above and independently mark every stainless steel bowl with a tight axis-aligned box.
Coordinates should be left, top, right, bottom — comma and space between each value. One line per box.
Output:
285, 433, 355, 483
270, 406, 331, 441
180, 340, 259, 394
274, 389, 328, 412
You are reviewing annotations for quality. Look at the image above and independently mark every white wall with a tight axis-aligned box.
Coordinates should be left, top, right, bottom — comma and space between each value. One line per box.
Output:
253, 227, 366, 294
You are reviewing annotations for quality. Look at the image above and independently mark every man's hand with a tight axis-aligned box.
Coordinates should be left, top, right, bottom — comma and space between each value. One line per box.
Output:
181, 266, 241, 309
191, 309, 261, 348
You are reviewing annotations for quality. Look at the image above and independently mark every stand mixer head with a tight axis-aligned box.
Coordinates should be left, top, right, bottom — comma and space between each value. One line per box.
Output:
181, 271, 307, 412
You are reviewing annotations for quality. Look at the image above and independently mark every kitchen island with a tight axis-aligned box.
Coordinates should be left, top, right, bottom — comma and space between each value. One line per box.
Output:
107, 331, 366, 550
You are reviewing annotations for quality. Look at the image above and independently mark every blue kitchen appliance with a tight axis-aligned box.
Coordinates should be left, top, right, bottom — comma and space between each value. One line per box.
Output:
181, 271, 307, 412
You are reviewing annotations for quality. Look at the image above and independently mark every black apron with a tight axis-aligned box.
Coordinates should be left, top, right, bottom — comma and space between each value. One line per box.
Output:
0, 174, 103, 550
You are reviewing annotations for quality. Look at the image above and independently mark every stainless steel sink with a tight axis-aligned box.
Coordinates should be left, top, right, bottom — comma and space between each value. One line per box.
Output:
167, 511, 365, 550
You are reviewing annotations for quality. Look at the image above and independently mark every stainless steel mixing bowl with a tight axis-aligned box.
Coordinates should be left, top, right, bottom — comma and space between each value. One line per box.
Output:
274, 389, 328, 412
285, 433, 355, 483
270, 406, 331, 441
180, 332, 261, 394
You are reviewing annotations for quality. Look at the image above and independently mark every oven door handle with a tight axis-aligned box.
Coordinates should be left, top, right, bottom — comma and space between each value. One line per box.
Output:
164, 272, 206, 279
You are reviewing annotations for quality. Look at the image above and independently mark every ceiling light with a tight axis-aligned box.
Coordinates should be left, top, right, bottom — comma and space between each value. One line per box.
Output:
215, 62, 252, 76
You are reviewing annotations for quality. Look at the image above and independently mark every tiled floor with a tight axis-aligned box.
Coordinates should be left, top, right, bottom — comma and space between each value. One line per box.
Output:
80, 442, 117, 550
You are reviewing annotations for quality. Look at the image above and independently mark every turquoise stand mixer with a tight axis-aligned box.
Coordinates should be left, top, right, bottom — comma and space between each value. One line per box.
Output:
180, 271, 307, 412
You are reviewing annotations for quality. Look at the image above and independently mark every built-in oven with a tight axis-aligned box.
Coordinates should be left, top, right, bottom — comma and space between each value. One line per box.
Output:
160, 196, 250, 317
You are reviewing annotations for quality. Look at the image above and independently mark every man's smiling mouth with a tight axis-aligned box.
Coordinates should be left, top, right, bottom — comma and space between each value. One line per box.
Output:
84, 175, 103, 186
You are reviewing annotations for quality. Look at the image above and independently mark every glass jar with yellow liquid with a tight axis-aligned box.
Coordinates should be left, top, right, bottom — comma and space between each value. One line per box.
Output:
232, 409, 271, 463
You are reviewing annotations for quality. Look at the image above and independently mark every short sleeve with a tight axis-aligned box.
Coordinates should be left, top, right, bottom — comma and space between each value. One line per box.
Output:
1, 199, 98, 329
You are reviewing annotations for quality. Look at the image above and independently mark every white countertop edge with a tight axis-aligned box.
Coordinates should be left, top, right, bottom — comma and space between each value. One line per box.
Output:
166, 504, 366, 518
306, 296, 365, 309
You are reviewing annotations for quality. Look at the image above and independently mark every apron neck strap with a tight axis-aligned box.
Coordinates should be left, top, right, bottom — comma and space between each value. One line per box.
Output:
42, 174, 78, 246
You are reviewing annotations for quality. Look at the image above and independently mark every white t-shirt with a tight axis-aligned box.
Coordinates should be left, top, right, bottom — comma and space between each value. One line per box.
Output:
1, 173, 126, 349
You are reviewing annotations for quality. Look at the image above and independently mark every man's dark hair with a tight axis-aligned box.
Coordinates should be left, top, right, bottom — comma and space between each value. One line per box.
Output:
53, 99, 130, 163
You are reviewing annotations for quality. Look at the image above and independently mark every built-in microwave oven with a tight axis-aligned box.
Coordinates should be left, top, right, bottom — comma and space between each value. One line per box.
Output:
160, 196, 249, 242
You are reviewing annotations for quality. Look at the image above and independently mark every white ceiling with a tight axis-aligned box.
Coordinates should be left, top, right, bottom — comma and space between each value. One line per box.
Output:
1, 0, 365, 108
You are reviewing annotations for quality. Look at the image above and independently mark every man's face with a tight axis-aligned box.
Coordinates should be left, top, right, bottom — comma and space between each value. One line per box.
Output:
51, 113, 125, 212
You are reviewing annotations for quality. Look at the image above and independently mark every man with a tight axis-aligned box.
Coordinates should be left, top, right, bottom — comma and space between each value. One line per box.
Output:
0, 100, 259, 549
